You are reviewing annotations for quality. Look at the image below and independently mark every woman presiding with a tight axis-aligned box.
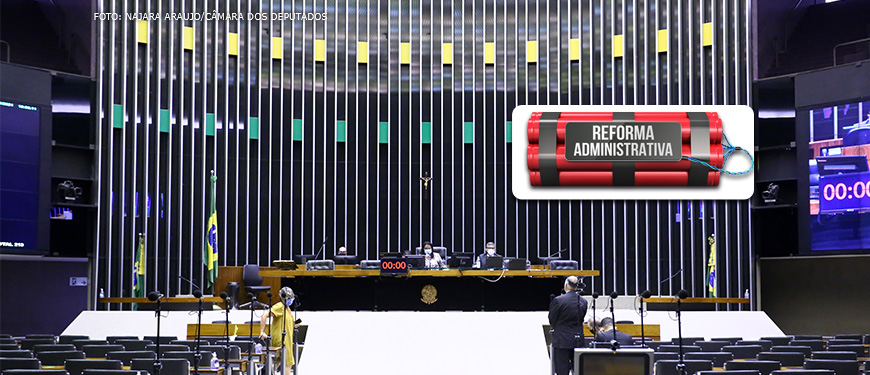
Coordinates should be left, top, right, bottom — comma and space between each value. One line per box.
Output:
260, 286, 298, 373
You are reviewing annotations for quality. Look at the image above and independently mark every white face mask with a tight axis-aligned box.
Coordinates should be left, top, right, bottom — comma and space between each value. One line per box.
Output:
486, 249, 495, 255
424, 249, 432, 255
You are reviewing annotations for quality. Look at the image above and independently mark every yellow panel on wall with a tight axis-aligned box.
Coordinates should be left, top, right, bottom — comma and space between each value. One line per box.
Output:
613, 35, 624, 58
271, 37, 282, 59
228, 33, 239, 56
183, 27, 194, 50
657, 29, 668, 53
357, 42, 369, 63
442, 43, 453, 64
526, 41, 538, 63
315, 40, 326, 62
484, 42, 495, 64
702, 23, 713, 47
569, 38, 580, 61
137, 21, 148, 44
400, 42, 411, 64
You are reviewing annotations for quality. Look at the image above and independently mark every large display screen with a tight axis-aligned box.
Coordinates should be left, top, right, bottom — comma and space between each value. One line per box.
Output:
808, 100, 870, 251
0, 100, 42, 251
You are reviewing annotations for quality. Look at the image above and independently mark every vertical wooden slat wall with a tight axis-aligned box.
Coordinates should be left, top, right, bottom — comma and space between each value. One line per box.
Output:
94, 0, 752, 310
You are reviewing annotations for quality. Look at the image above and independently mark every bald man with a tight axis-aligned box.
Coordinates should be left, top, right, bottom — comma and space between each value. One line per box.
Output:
548, 276, 588, 375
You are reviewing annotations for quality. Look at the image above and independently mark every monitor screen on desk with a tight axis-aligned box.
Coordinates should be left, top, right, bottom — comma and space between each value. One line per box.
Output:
574, 348, 653, 375
333, 255, 359, 265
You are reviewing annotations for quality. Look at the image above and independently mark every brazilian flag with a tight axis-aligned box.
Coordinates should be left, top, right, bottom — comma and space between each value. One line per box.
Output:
204, 172, 219, 291
706, 234, 717, 298
132, 233, 146, 310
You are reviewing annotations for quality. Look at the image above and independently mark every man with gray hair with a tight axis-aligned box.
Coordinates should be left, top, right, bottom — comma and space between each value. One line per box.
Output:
473, 241, 501, 269
592, 317, 635, 346
549, 276, 588, 375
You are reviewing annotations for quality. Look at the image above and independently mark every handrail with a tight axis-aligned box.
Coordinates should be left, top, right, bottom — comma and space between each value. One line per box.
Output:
0, 40, 9, 63
833, 37, 870, 66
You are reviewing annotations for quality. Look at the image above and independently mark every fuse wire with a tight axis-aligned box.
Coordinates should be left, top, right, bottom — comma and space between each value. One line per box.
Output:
684, 132, 754, 175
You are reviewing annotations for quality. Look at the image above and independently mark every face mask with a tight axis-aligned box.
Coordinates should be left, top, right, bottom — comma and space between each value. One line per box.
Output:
424, 249, 432, 255
285, 298, 294, 306
487, 249, 495, 255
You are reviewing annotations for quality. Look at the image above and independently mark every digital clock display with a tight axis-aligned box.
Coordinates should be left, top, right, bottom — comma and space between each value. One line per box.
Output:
380, 257, 409, 275
818, 172, 870, 213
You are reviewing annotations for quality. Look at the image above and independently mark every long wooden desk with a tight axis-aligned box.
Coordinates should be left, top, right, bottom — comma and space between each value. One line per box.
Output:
99, 297, 224, 303
642, 297, 750, 304
261, 268, 599, 278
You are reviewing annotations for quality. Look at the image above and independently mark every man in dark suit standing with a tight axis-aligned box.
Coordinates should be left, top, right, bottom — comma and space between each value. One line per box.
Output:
548, 276, 588, 375
592, 317, 635, 346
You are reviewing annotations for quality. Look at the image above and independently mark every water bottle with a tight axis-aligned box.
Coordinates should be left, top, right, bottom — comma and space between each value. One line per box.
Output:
209, 352, 219, 370
99, 288, 105, 299
744, 289, 750, 299
255, 343, 263, 354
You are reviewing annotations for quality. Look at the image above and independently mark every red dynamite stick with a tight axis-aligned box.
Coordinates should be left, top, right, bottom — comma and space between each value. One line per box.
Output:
526, 144, 724, 171
530, 170, 720, 186
527, 112, 723, 144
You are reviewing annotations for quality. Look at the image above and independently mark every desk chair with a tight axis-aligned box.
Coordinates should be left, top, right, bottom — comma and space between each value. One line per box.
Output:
0, 358, 41, 371
804, 359, 861, 375
70, 341, 108, 351
699, 341, 731, 352
58, 336, 89, 345
114, 340, 151, 351
81, 345, 124, 359
240, 264, 271, 310
686, 351, 735, 367
762, 337, 794, 347
758, 352, 806, 366
654, 359, 713, 375
812, 352, 858, 361
3, 370, 69, 375
64, 359, 123, 375
131, 358, 189, 375
105, 337, 138, 345
35, 350, 85, 366
105, 351, 155, 366
738, 340, 774, 352
724, 345, 764, 359
724, 360, 783, 375
774, 346, 813, 358
31, 345, 75, 354
0, 350, 33, 358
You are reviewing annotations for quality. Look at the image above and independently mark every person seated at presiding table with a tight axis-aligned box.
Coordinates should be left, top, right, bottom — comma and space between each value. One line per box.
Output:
422, 241, 445, 268
589, 317, 635, 346
473, 241, 502, 268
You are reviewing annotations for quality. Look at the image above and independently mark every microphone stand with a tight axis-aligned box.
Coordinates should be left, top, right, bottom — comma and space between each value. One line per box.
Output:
193, 292, 202, 375
609, 293, 618, 351
223, 295, 231, 375
292, 300, 299, 375
153, 296, 162, 375
280, 300, 289, 375
265, 292, 273, 375
590, 293, 598, 337
676, 293, 686, 375
248, 294, 256, 375
639, 294, 647, 348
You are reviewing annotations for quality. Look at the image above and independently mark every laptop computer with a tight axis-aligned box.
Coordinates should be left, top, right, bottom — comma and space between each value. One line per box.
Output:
484, 255, 504, 269
506, 258, 527, 270
405, 255, 425, 269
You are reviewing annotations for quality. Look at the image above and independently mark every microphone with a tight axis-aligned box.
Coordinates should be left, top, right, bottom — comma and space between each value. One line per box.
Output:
609, 291, 619, 299
677, 289, 689, 300
220, 292, 228, 300
641, 290, 652, 299
192, 290, 203, 299
147, 291, 163, 301
592, 292, 599, 299
267, 291, 273, 299
178, 275, 200, 291
294, 319, 302, 324
660, 269, 684, 284
313, 236, 329, 260
547, 248, 568, 258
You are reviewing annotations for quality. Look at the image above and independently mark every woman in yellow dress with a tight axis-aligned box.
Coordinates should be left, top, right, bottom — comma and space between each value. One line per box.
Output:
259, 286, 295, 373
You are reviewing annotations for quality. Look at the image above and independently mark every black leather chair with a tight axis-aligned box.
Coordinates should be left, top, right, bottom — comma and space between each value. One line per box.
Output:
738, 340, 774, 352
168, 341, 200, 351
774, 346, 812, 358
131, 358, 190, 375
697, 371, 761, 375
19, 339, 55, 351
724, 345, 764, 359
35, 350, 85, 366
81, 345, 124, 358
645, 341, 670, 351
115, 340, 151, 351
332, 255, 359, 265
826, 345, 866, 357
31, 345, 76, 354
58, 336, 89, 345
105, 351, 156, 366
145, 344, 189, 356
654, 352, 680, 362
791, 340, 826, 352
811, 352, 857, 361
686, 351, 735, 367
0, 344, 20, 350
240, 264, 271, 309
82, 370, 141, 375
615, 320, 634, 325
214, 341, 255, 354
105, 337, 139, 345
673, 337, 706, 346
725, 360, 783, 375
0, 334, 12, 339
762, 337, 794, 347
0, 358, 41, 371
0, 350, 34, 358
826, 340, 861, 347
163, 351, 212, 367
143, 337, 177, 345
758, 352, 805, 367
698, 341, 731, 352
654, 360, 713, 375
712, 338, 744, 345
794, 336, 823, 341
3, 370, 69, 375
770, 370, 835, 375
804, 360, 860, 375
199, 345, 241, 360
24, 335, 55, 340
64, 359, 123, 375
0, 338, 16, 345
658, 345, 703, 353
70, 340, 108, 351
